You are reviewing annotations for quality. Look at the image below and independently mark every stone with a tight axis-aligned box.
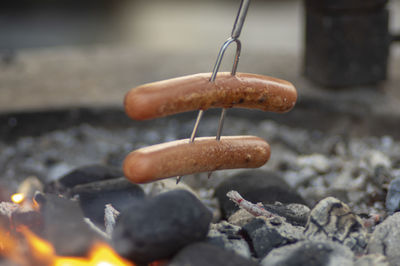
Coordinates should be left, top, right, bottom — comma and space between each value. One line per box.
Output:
261, 240, 354, 266
385, 177, 400, 214
297, 154, 331, 174
241, 217, 305, 259
168, 242, 259, 266
305, 197, 368, 253
367, 212, 400, 266
112, 190, 212, 264
207, 221, 251, 258
70, 177, 145, 227
215, 170, 307, 219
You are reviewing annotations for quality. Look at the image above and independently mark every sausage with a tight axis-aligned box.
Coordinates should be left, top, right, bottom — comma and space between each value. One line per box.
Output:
123, 136, 270, 183
124, 72, 297, 120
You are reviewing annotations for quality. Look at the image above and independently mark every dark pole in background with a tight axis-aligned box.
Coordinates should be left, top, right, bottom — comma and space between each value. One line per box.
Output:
303, 0, 390, 88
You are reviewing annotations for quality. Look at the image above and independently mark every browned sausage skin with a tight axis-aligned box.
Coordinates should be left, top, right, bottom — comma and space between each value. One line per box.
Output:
124, 72, 297, 120
123, 136, 270, 183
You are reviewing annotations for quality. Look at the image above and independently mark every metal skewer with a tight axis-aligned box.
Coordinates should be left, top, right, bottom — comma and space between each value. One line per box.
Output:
177, 0, 251, 184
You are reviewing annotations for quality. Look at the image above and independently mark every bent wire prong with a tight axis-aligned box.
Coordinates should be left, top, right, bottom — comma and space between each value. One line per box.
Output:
177, 0, 251, 184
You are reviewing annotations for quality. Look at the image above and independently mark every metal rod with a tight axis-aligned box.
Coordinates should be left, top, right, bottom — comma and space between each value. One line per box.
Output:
177, 0, 251, 184
231, 0, 251, 39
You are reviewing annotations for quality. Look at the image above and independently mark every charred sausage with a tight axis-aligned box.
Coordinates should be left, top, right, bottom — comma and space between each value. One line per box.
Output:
124, 72, 297, 120
123, 136, 270, 183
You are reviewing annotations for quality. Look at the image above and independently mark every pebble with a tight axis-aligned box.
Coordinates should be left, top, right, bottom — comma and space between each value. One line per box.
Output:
364, 150, 391, 170
207, 221, 252, 258
296, 154, 331, 174
112, 190, 212, 264
241, 217, 304, 259
261, 240, 355, 266
385, 177, 400, 214
304, 197, 368, 253
214, 170, 306, 219
367, 212, 400, 266
168, 242, 259, 266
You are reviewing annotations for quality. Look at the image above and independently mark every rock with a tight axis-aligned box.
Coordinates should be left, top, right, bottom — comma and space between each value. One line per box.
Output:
367, 212, 400, 266
46, 164, 123, 192
35, 193, 102, 256
70, 177, 145, 227
112, 190, 212, 264
305, 197, 368, 253
215, 170, 307, 219
385, 177, 400, 214
297, 154, 331, 174
207, 221, 251, 258
364, 150, 391, 170
241, 217, 304, 259
261, 240, 354, 266
168, 242, 259, 266
355, 254, 388, 266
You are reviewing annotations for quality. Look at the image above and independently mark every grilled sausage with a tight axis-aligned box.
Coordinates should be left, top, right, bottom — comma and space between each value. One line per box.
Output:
123, 136, 270, 183
124, 72, 297, 120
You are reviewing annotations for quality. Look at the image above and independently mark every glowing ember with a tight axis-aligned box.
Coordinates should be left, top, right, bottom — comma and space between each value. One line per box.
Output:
0, 226, 135, 266
11, 193, 25, 204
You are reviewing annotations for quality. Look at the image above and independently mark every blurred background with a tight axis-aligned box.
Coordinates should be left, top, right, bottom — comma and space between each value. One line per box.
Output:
0, 0, 399, 114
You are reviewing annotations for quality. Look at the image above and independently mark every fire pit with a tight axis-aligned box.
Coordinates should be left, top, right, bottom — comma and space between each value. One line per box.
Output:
2, 0, 400, 265
0, 98, 400, 265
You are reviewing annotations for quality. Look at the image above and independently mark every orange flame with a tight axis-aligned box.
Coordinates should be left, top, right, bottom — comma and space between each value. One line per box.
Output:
5, 226, 135, 266
11, 193, 25, 204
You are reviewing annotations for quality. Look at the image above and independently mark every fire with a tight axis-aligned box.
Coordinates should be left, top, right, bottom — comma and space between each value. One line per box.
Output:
11, 193, 25, 204
0, 226, 135, 266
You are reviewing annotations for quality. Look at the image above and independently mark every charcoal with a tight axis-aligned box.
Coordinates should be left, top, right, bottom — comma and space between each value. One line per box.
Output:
207, 221, 251, 258
241, 218, 301, 258
36, 193, 103, 256
70, 177, 145, 226
168, 242, 259, 266
261, 240, 354, 266
215, 170, 307, 219
46, 164, 123, 192
262, 203, 310, 227
112, 190, 212, 264
10, 211, 43, 234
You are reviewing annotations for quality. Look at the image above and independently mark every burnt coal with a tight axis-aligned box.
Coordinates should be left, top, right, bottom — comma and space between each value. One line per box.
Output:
10, 211, 43, 234
46, 164, 123, 192
242, 218, 293, 259
112, 190, 212, 264
36, 193, 103, 256
215, 170, 307, 219
70, 177, 145, 227
262, 203, 310, 227
169, 242, 259, 266
261, 240, 354, 266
